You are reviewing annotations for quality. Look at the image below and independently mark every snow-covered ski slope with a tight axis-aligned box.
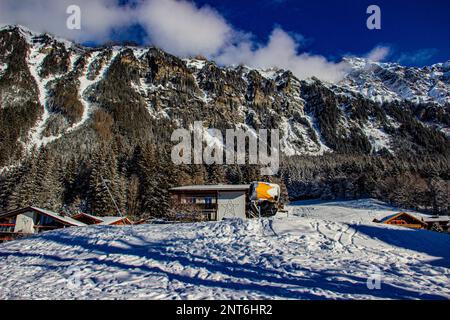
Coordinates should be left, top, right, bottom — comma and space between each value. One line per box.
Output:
0, 199, 448, 300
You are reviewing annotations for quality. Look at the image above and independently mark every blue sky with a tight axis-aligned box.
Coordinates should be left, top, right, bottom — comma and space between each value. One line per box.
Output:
1, 0, 448, 81
108, 0, 450, 66
201, 0, 450, 66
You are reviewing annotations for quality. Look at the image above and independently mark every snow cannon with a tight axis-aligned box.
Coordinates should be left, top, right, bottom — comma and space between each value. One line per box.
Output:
249, 182, 280, 203
248, 182, 281, 217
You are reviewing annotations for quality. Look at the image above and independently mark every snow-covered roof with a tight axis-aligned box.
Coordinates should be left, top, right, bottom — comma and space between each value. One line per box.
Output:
71, 212, 130, 225
423, 216, 450, 223
0, 207, 86, 227
97, 217, 126, 225
0, 207, 130, 227
170, 184, 250, 192
72, 212, 104, 223
29, 207, 87, 227
378, 213, 402, 223
378, 212, 425, 225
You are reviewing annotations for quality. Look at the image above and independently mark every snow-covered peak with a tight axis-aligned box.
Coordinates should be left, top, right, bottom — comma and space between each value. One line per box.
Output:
0, 24, 76, 52
0, 24, 40, 36
184, 58, 207, 70
340, 57, 450, 105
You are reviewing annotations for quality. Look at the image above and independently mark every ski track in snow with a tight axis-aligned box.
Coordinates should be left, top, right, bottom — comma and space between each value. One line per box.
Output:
0, 199, 448, 300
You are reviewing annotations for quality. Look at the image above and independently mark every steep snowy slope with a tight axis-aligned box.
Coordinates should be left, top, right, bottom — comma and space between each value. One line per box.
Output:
0, 200, 448, 300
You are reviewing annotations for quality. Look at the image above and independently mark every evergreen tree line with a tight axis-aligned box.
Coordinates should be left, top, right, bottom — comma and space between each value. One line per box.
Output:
0, 143, 448, 218
0, 142, 286, 219
281, 153, 449, 214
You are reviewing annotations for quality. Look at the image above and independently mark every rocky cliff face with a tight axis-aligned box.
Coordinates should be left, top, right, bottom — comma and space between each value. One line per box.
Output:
0, 25, 448, 216
0, 25, 449, 166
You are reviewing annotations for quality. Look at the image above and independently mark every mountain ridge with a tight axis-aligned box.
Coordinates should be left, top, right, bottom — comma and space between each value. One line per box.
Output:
0, 24, 448, 157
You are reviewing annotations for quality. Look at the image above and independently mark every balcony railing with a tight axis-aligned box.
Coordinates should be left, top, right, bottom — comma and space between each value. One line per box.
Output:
0, 224, 61, 234
174, 207, 218, 221
0, 223, 15, 233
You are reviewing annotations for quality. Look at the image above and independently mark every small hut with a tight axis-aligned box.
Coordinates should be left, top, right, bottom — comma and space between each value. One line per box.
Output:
374, 212, 428, 229
72, 212, 132, 226
423, 216, 450, 232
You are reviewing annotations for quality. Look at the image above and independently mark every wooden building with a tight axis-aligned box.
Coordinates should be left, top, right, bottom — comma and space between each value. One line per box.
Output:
0, 207, 132, 242
169, 184, 250, 221
71, 212, 132, 225
375, 212, 428, 229
423, 216, 450, 232
0, 207, 86, 242
71, 212, 104, 225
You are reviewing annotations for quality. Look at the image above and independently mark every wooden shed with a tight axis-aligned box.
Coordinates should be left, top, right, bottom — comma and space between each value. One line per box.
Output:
423, 216, 450, 232
71, 212, 132, 225
375, 212, 428, 229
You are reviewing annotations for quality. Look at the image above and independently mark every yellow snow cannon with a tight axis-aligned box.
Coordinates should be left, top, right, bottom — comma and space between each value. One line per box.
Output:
248, 182, 281, 217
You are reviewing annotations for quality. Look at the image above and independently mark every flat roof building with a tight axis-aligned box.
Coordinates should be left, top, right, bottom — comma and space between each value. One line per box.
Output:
169, 184, 251, 221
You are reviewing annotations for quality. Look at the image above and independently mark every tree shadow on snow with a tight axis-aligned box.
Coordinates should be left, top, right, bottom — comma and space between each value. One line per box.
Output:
350, 224, 450, 269
290, 198, 397, 211
2, 228, 448, 300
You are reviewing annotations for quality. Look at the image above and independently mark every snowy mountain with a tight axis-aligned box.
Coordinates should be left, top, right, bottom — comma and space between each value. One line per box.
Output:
338, 57, 450, 106
0, 199, 448, 299
0, 25, 449, 216
0, 25, 448, 162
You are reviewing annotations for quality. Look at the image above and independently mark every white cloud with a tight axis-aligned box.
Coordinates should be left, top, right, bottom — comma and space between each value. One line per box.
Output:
216, 28, 350, 83
0, 0, 384, 82
135, 1, 349, 82
136, 0, 233, 57
0, 0, 132, 43
365, 46, 390, 62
